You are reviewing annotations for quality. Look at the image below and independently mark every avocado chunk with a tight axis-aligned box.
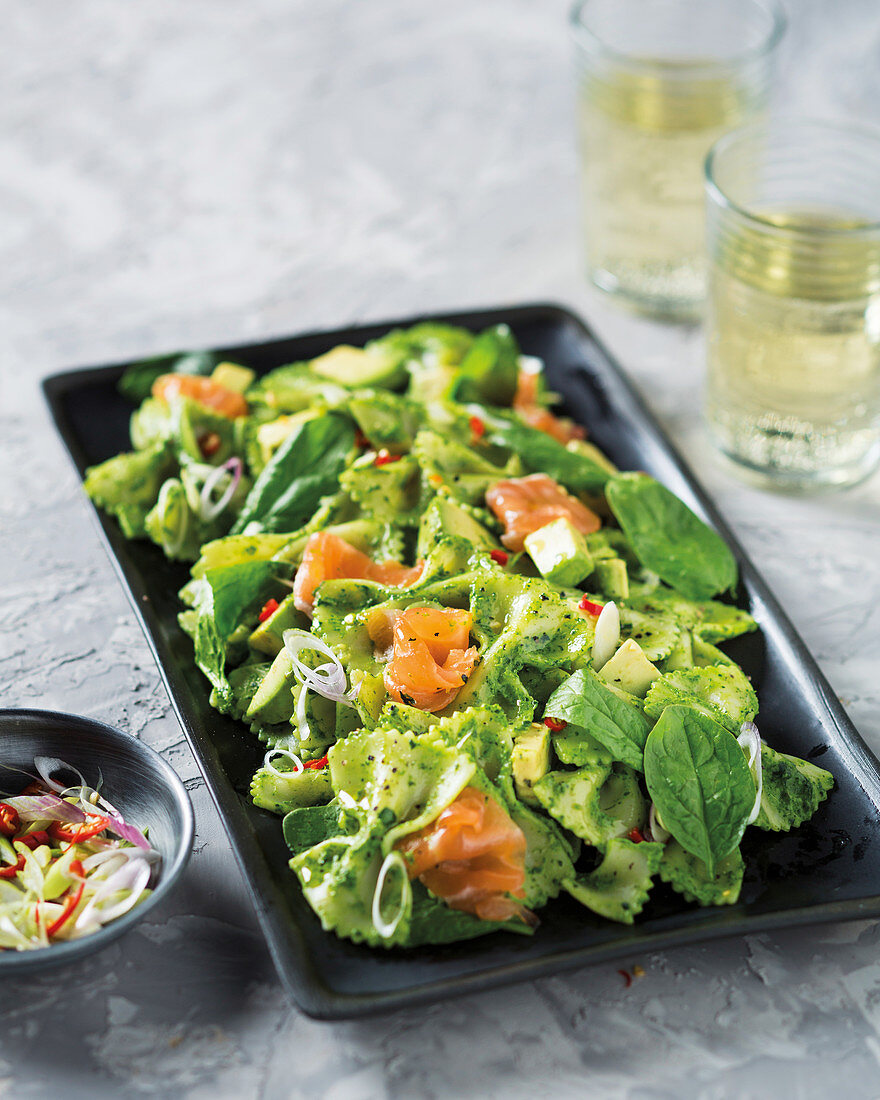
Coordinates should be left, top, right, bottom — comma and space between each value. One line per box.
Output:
533, 764, 644, 847
211, 361, 256, 393
417, 495, 497, 557
246, 649, 296, 725
248, 593, 310, 657
565, 439, 619, 476
511, 724, 551, 804
310, 345, 407, 390
598, 640, 660, 698
222, 662, 272, 721
251, 765, 333, 814
524, 517, 593, 587
593, 558, 629, 599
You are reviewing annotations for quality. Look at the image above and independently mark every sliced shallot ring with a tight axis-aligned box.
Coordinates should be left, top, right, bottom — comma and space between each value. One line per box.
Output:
4, 794, 87, 824
198, 457, 243, 523
284, 631, 346, 689
648, 802, 671, 844
86, 791, 152, 851
283, 629, 359, 706
263, 748, 304, 779
75, 858, 153, 930
164, 490, 189, 557
33, 757, 87, 795
737, 722, 764, 826
591, 600, 620, 671
295, 682, 313, 743
371, 850, 410, 940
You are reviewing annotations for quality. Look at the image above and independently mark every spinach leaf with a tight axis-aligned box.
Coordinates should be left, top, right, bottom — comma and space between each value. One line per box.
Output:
283, 802, 349, 857
231, 412, 355, 534
482, 411, 610, 493
544, 668, 649, 771
118, 350, 219, 404
451, 324, 519, 406
643, 705, 754, 875
189, 560, 280, 709
403, 881, 533, 945
605, 473, 737, 601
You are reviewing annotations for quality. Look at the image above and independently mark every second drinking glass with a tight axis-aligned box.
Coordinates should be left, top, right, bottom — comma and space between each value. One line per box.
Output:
571, 0, 784, 320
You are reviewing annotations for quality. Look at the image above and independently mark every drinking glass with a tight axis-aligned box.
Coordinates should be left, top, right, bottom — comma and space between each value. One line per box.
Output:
704, 120, 880, 489
571, 0, 784, 319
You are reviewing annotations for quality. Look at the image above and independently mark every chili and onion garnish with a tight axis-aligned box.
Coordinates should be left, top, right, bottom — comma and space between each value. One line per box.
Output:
0, 760, 159, 951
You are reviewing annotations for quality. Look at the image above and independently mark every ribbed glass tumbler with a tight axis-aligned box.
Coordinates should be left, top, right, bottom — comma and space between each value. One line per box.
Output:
705, 120, 880, 489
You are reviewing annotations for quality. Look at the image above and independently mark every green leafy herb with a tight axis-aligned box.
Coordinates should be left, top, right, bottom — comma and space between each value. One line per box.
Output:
231, 412, 355, 534
605, 473, 737, 601
451, 323, 519, 406
404, 882, 533, 946
282, 803, 350, 856
188, 560, 281, 709
544, 668, 650, 771
481, 411, 610, 493
643, 705, 754, 874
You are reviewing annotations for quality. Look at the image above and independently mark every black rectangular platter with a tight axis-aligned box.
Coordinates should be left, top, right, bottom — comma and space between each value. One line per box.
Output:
43, 303, 880, 1019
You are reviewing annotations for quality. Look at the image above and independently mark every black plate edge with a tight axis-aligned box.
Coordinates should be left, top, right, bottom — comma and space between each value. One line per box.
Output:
40, 300, 880, 1019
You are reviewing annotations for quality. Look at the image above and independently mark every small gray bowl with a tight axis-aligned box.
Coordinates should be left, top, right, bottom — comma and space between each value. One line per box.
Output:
0, 709, 194, 972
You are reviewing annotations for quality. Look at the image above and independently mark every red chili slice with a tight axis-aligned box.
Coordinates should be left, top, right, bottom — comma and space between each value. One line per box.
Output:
258, 598, 280, 623
18, 830, 50, 850
627, 828, 646, 844
199, 431, 222, 457
489, 549, 509, 566
303, 755, 329, 770
0, 804, 20, 838
579, 597, 605, 617
469, 415, 485, 440
46, 863, 86, 938
0, 854, 25, 880
543, 717, 567, 732
373, 450, 401, 467
48, 815, 110, 844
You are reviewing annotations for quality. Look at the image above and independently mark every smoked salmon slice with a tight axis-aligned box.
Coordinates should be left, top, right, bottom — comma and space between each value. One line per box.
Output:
485, 473, 601, 552
395, 786, 533, 924
152, 374, 250, 419
368, 605, 479, 712
293, 531, 423, 615
513, 368, 585, 444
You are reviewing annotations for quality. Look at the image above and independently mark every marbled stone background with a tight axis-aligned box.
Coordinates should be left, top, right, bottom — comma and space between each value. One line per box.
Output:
2, 2, 880, 1097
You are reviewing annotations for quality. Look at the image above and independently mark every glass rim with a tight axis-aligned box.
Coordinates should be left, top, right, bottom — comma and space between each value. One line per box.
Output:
569, 0, 786, 75
705, 117, 880, 236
